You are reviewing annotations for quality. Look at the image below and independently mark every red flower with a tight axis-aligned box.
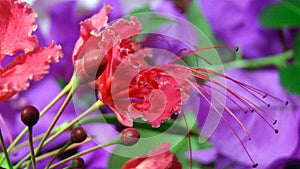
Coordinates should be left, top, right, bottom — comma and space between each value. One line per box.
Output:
73, 6, 289, 167
73, 6, 191, 127
0, 0, 62, 102
122, 142, 182, 169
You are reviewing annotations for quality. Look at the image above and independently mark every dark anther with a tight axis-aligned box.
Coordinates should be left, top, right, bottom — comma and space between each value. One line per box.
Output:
252, 163, 258, 168
234, 46, 239, 52
275, 129, 279, 134
273, 120, 277, 125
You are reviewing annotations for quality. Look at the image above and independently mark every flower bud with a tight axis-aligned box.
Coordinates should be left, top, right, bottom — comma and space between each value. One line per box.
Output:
72, 157, 84, 168
120, 128, 140, 146
21, 106, 39, 126
75, 50, 107, 83
71, 127, 87, 143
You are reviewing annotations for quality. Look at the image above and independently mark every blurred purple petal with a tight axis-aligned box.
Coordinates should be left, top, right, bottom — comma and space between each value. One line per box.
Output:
198, 0, 295, 58
215, 156, 250, 169
266, 158, 300, 169
189, 148, 217, 164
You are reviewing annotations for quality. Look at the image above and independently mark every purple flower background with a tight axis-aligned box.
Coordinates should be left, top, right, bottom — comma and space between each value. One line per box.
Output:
198, 0, 295, 59
1, 0, 299, 168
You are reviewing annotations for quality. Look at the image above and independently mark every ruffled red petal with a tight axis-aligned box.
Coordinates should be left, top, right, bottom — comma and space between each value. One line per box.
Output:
0, 41, 62, 101
0, 0, 38, 61
72, 5, 111, 62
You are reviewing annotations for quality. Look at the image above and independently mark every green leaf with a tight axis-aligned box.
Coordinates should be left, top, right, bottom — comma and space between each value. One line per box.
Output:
294, 32, 300, 63
128, 5, 176, 35
284, 0, 300, 7
259, 1, 300, 28
279, 63, 300, 95
187, 0, 215, 41
129, 5, 152, 14
0, 158, 10, 169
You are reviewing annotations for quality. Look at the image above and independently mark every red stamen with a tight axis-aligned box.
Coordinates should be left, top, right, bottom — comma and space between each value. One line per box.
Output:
201, 83, 249, 114
188, 81, 258, 167
188, 79, 252, 140
195, 67, 288, 105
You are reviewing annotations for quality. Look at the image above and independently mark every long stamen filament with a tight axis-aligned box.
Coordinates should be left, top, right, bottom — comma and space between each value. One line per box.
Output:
188, 81, 258, 167
189, 79, 252, 140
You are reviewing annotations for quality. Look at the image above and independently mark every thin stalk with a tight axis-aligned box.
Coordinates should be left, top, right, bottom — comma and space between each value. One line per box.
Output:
0, 129, 13, 169
35, 75, 80, 156
28, 126, 36, 169
49, 138, 120, 169
45, 140, 72, 169
20, 138, 91, 168
16, 100, 102, 168
15, 76, 79, 169
209, 50, 293, 71
0, 79, 72, 164
43, 100, 103, 149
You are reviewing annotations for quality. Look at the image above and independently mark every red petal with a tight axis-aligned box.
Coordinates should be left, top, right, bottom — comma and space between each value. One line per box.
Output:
72, 5, 111, 62
128, 67, 188, 128
0, 41, 62, 101
100, 49, 151, 127
0, 0, 38, 61
122, 156, 147, 169
122, 142, 182, 169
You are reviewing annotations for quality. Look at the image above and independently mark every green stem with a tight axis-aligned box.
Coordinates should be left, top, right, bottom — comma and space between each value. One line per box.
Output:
15, 100, 102, 168
20, 138, 91, 168
0, 78, 72, 164
28, 126, 36, 169
49, 138, 120, 169
63, 165, 75, 169
77, 114, 199, 137
42, 100, 103, 150
209, 50, 293, 71
0, 129, 13, 169
15, 75, 79, 169
35, 75, 80, 156
45, 140, 73, 169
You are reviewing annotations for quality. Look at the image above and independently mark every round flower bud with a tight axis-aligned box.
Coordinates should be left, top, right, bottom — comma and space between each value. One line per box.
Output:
71, 127, 87, 143
72, 157, 84, 168
120, 128, 140, 146
21, 106, 39, 126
